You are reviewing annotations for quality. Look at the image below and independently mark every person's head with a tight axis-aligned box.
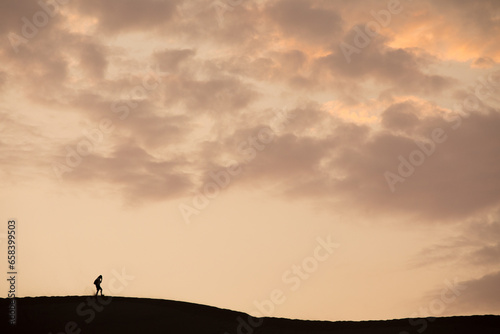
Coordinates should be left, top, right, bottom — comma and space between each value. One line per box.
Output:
99, 275, 102, 279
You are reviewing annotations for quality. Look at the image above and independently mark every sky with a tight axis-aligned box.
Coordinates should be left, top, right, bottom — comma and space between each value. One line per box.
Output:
1, 0, 500, 322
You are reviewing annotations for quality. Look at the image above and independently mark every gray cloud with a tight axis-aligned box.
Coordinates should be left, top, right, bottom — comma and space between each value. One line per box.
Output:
60, 141, 192, 203
472, 57, 497, 69
411, 213, 500, 269
200, 105, 500, 223
154, 48, 196, 73
74, 0, 180, 34
429, 271, 500, 316
318, 38, 456, 96
267, 0, 343, 44
381, 102, 421, 132
162, 75, 258, 115
77, 39, 109, 79
0, 0, 63, 34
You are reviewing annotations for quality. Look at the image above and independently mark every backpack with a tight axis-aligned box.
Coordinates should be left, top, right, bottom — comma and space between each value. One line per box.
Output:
94, 277, 100, 285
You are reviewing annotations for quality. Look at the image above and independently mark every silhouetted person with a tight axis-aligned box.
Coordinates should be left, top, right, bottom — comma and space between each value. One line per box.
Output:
94, 275, 103, 296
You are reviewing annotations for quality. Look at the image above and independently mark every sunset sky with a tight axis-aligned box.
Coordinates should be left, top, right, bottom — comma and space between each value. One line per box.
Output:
1, 0, 500, 322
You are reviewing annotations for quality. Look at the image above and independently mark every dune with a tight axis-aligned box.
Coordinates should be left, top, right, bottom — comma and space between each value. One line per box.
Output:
1, 296, 500, 333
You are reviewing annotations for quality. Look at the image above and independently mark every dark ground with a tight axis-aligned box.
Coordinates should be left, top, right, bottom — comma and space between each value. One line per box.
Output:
1, 296, 500, 333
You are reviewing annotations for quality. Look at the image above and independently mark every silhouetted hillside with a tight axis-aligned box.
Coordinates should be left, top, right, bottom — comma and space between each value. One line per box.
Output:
1, 296, 499, 333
